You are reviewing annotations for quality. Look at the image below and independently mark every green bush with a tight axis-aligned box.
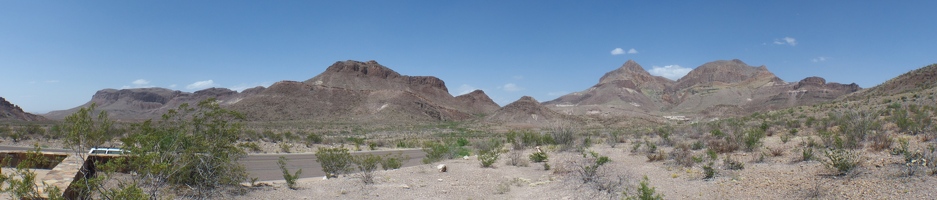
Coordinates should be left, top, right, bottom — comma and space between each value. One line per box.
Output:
478, 149, 501, 168
381, 153, 409, 170
315, 147, 352, 178
578, 151, 611, 183
626, 176, 663, 200
822, 148, 860, 175
802, 147, 814, 162
529, 152, 548, 163
277, 156, 301, 190
742, 128, 766, 152
304, 133, 323, 146
421, 141, 451, 164
702, 162, 716, 180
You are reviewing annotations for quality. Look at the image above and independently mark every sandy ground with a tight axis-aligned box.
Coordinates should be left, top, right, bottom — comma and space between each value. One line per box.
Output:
235, 138, 937, 200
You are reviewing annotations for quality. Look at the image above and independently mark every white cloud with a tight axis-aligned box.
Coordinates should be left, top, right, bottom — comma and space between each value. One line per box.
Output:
611, 47, 639, 55
456, 84, 478, 95
132, 79, 150, 85
773, 37, 797, 46
169, 84, 177, 88
186, 80, 218, 90
649, 65, 692, 80
812, 56, 828, 62
499, 83, 524, 92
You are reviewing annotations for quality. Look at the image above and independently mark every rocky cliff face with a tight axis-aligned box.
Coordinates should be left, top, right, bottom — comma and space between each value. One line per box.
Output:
0, 97, 46, 121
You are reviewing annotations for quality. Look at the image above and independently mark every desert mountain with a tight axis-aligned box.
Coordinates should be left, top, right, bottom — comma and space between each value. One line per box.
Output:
850, 63, 937, 99
486, 96, 577, 126
229, 60, 499, 123
545, 59, 860, 118
0, 97, 46, 121
44, 87, 258, 120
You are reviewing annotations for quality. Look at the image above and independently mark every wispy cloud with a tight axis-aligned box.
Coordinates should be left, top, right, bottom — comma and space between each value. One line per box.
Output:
186, 80, 218, 90
512, 75, 524, 80
456, 84, 478, 95
121, 79, 153, 89
499, 83, 524, 92
169, 84, 177, 88
773, 37, 797, 46
132, 79, 150, 85
611, 47, 638, 55
812, 56, 828, 62
547, 91, 568, 96
649, 65, 692, 80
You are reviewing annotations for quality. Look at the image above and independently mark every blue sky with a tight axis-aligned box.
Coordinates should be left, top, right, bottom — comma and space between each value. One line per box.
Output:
2, 1, 935, 113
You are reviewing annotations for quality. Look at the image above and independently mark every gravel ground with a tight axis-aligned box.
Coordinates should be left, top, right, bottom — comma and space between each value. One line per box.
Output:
236, 139, 937, 200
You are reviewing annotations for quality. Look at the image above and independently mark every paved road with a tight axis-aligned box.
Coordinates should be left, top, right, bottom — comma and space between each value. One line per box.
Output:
240, 149, 426, 181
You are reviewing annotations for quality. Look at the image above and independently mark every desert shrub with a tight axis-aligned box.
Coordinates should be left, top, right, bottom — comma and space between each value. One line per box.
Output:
506, 150, 529, 167
801, 147, 815, 162
352, 154, 382, 184
478, 149, 501, 168
606, 131, 622, 148
529, 151, 548, 163
118, 99, 249, 199
474, 138, 503, 154
625, 176, 663, 200
708, 138, 738, 153
891, 137, 911, 156
768, 147, 785, 157
520, 131, 543, 148
578, 151, 611, 183
691, 140, 705, 150
670, 144, 694, 167
869, 131, 891, 151
656, 126, 674, 146
646, 150, 666, 162
347, 137, 366, 151
277, 156, 301, 190
421, 140, 451, 164
279, 143, 292, 153
380, 152, 409, 170
456, 137, 470, 147
702, 162, 716, 180
742, 128, 766, 152
631, 141, 643, 153
238, 142, 262, 153
780, 133, 791, 144
282, 131, 300, 141
551, 126, 576, 151
262, 130, 282, 143
822, 148, 860, 175
706, 149, 718, 161
304, 133, 323, 146
316, 147, 352, 178
723, 154, 744, 170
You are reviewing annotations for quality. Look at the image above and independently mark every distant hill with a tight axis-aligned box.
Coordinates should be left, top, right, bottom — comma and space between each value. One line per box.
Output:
0, 97, 46, 121
229, 60, 499, 123
544, 59, 860, 118
850, 63, 937, 99
44, 87, 257, 120
486, 96, 580, 126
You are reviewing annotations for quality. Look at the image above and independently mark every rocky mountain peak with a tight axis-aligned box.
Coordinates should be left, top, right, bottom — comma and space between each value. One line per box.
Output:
598, 60, 655, 84
676, 59, 782, 89
306, 60, 449, 93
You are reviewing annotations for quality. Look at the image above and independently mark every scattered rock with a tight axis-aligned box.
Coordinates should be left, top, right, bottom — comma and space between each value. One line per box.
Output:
437, 164, 447, 172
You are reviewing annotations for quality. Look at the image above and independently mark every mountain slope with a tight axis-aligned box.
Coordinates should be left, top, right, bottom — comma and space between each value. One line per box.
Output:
44, 87, 254, 120
0, 97, 46, 121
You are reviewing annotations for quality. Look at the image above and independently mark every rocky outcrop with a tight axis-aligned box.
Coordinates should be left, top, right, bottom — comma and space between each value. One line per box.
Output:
454, 90, 500, 115
487, 96, 575, 125
0, 97, 46, 121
